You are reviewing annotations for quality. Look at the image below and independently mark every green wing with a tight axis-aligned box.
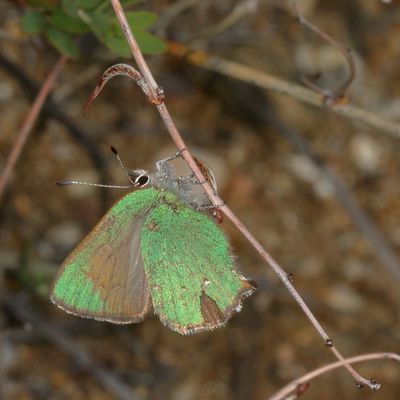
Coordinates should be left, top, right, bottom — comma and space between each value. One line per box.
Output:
140, 202, 256, 334
50, 188, 160, 323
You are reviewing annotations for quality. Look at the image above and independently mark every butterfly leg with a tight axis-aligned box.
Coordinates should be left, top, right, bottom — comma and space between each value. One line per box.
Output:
156, 149, 186, 173
195, 201, 226, 211
193, 202, 225, 224
182, 175, 219, 197
177, 174, 207, 185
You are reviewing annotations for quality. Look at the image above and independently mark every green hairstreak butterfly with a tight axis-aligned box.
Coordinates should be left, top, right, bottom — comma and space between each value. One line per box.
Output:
51, 152, 256, 334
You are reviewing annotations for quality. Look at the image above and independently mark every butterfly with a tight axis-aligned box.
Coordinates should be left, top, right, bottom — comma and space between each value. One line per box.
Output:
51, 152, 256, 334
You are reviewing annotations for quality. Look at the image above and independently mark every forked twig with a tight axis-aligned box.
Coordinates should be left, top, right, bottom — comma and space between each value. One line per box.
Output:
290, 0, 356, 105
167, 42, 400, 139
268, 352, 400, 400
108, 0, 379, 390
0, 56, 67, 203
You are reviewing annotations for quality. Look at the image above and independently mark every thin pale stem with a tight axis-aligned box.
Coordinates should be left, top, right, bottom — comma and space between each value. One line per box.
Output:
0, 56, 67, 203
110, 0, 378, 390
268, 352, 400, 400
111, 0, 158, 97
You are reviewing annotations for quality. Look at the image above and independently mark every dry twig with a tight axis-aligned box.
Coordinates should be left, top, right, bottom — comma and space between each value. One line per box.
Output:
0, 56, 67, 203
290, 0, 356, 103
167, 42, 400, 139
0, 54, 111, 210
109, 0, 379, 390
268, 352, 399, 400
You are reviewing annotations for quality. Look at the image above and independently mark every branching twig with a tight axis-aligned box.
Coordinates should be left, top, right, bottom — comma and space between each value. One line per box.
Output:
84, 63, 165, 115
109, 0, 379, 390
167, 42, 400, 139
0, 56, 67, 203
268, 352, 400, 400
290, 0, 356, 104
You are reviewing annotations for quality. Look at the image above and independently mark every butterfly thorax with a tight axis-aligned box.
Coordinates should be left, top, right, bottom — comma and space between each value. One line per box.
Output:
152, 177, 195, 209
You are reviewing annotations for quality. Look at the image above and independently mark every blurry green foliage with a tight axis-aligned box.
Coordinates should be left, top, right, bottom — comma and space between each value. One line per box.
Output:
21, 0, 167, 58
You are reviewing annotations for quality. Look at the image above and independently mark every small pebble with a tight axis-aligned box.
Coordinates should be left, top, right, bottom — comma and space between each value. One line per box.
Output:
350, 134, 382, 174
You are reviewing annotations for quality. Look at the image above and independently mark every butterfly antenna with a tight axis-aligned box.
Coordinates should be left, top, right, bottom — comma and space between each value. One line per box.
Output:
110, 146, 135, 184
55, 180, 131, 189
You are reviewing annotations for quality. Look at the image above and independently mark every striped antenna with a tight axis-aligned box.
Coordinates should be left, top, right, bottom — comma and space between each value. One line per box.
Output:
55, 180, 131, 189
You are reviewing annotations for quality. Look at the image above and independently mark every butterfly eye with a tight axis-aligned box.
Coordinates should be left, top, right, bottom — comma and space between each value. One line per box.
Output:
135, 175, 149, 187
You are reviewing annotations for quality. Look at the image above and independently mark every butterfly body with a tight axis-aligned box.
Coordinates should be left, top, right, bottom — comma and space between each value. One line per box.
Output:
52, 168, 255, 334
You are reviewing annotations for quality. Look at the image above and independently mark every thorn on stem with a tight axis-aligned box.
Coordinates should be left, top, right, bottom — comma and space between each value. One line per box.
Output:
211, 208, 224, 224
356, 382, 364, 389
287, 272, 295, 283
295, 382, 310, 396
153, 86, 165, 104
370, 378, 381, 391
325, 338, 333, 347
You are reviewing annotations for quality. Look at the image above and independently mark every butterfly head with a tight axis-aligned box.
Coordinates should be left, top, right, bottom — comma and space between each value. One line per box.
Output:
128, 162, 177, 192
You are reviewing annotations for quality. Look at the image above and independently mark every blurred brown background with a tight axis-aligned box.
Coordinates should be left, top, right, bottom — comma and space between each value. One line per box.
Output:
1, 0, 400, 399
